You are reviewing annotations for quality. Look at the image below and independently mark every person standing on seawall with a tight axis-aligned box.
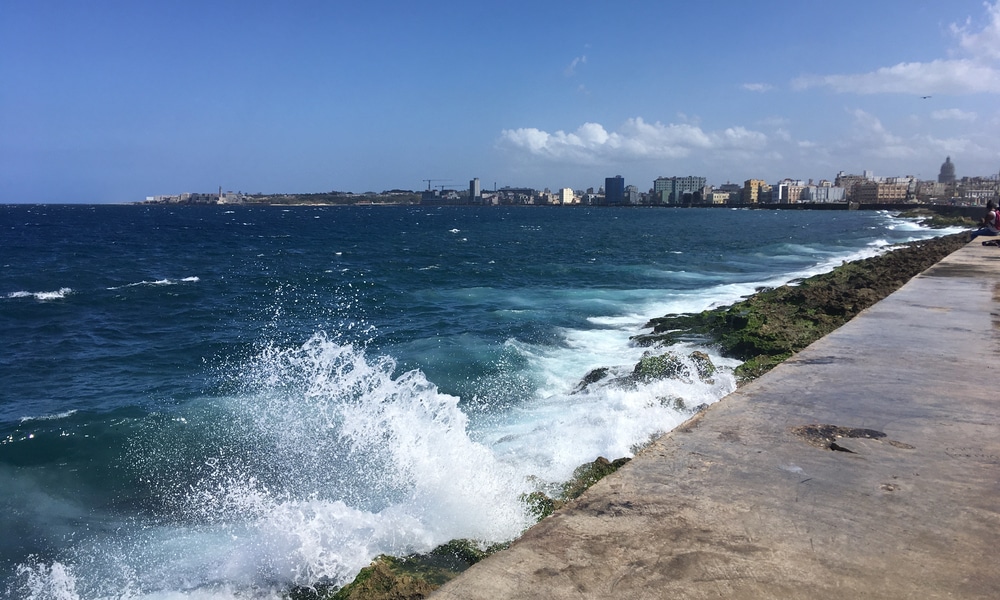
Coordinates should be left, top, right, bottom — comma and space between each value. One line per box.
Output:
969, 200, 1000, 241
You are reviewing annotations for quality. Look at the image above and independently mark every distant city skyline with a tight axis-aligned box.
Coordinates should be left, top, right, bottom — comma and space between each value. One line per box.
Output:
3, 0, 1000, 203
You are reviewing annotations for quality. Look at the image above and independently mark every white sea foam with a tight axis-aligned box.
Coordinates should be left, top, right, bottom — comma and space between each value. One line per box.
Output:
6, 288, 72, 301
12, 559, 80, 600
108, 278, 199, 290
485, 333, 738, 485
885, 211, 966, 237
19, 410, 78, 424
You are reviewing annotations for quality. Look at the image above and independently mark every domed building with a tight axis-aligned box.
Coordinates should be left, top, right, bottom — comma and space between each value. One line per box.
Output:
938, 156, 956, 184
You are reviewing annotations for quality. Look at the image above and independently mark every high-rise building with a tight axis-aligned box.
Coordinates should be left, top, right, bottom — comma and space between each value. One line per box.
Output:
469, 178, 481, 203
938, 157, 956, 184
625, 185, 640, 204
743, 179, 768, 204
605, 176, 625, 204
654, 176, 706, 204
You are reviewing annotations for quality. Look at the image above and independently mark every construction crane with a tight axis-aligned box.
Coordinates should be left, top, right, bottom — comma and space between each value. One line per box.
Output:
422, 179, 451, 191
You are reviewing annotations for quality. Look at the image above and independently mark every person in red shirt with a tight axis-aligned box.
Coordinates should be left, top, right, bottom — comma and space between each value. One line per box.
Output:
969, 200, 1000, 241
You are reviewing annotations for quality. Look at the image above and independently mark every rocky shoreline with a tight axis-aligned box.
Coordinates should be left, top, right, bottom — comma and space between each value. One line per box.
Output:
287, 230, 970, 600
634, 232, 969, 382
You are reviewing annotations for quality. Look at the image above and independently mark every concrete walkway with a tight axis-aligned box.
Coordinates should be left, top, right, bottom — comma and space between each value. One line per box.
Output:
434, 240, 1000, 599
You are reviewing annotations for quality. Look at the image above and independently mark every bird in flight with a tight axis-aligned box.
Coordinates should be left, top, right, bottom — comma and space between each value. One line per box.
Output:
921, 95, 932, 99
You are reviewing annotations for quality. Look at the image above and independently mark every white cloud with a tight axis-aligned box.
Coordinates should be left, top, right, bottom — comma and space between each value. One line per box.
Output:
742, 83, 773, 93
564, 55, 587, 77
498, 118, 768, 163
792, 59, 1000, 94
839, 108, 994, 164
794, 1, 1000, 95
952, 1, 1000, 61
931, 108, 978, 121
497, 108, 998, 186
844, 109, 917, 159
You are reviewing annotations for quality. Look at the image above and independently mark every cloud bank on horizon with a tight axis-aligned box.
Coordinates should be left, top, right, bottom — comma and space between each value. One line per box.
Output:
499, 1, 1000, 186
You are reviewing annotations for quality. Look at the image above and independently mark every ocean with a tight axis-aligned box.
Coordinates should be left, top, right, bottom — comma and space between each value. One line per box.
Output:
0, 204, 956, 599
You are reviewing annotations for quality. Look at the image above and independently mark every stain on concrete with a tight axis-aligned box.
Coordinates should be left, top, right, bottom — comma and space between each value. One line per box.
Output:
925, 263, 994, 278
718, 429, 742, 443
792, 356, 837, 365
791, 424, 914, 454
944, 447, 1000, 463
992, 283, 1000, 335
793, 424, 885, 446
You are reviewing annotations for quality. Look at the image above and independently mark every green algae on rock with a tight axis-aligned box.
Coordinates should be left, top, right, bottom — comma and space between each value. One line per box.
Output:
897, 208, 976, 229
521, 456, 632, 522
290, 539, 510, 600
633, 233, 968, 382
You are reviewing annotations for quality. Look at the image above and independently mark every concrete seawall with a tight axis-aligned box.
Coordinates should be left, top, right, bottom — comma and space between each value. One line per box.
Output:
434, 240, 1000, 599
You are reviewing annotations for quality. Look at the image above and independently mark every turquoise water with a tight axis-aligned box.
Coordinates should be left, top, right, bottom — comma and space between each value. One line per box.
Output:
0, 204, 952, 598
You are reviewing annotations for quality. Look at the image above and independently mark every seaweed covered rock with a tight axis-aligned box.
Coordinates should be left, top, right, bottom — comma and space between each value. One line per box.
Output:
688, 351, 716, 383
312, 539, 507, 600
632, 233, 968, 382
897, 208, 976, 229
631, 352, 688, 383
626, 350, 718, 386
560, 456, 631, 501
573, 351, 720, 392
522, 490, 564, 521
571, 367, 610, 394
520, 455, 632, 523
325, 556, 437, 600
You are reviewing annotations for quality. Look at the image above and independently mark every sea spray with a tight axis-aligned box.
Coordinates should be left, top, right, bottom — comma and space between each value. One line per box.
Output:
9, 335, 537, 598
12, 559, 82, 600
484, 337, 738, 487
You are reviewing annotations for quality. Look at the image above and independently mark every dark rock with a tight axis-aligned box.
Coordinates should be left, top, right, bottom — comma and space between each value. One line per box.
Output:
326, 556, 437, 599
631, 352, 690, 383
688, 351, 716, 383
561, 456, 632, 501
287, 583, 340, 600
572, 367, 610, 394
521, 490, 563, 521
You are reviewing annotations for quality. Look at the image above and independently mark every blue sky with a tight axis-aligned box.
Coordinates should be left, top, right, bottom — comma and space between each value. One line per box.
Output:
2, 0, 1000, 203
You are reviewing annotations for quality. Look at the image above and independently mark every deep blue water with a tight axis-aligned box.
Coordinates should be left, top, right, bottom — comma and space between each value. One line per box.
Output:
0, 204, 952, 598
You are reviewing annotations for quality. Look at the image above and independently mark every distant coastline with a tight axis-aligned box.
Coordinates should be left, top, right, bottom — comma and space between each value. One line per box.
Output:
141, 166, 999, 208
134, 194, 991, 222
